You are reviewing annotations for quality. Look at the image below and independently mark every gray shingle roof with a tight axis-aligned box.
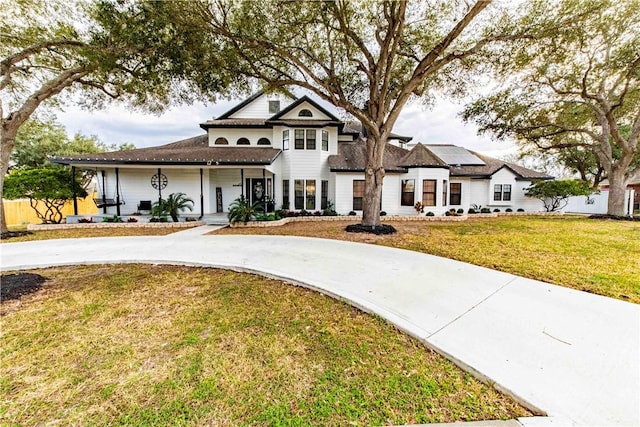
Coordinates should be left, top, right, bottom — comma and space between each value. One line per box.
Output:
398, 143, 449, 168
450, 152, 553, 180
328, 139, 410, 173
51, 134, 281, 166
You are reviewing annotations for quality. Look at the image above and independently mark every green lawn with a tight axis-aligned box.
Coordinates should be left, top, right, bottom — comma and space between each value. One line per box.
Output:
1, 226, 178, 242
217, 216, 640, 303
0, 265, 530, 425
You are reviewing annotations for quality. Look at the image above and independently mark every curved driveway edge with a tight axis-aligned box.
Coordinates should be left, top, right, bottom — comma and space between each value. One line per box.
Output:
1, 233, 638, 426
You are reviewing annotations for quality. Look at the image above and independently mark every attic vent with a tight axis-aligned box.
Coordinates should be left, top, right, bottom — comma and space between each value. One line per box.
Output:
269, 100, 280, 114
298, 109, 313, 117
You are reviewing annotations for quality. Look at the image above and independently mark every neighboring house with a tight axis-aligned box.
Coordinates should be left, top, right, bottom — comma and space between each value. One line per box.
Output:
52, 92, 552, 219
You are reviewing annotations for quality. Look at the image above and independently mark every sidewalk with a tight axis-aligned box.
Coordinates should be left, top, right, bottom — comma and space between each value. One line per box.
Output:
1, 233, 638, 426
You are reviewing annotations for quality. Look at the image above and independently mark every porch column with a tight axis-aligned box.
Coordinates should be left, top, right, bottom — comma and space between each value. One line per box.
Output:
101, 170, 107, 214
272, 173, 276, 207
199, 168, 204, 219
72, 166, 78, 215
241, 169, 244, 197
115, 167, 121, 216
157, 167, 163, 209
262, 168, 267, 212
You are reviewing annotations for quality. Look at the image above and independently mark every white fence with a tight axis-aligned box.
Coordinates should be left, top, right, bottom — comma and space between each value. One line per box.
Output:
565, 189, 636, 216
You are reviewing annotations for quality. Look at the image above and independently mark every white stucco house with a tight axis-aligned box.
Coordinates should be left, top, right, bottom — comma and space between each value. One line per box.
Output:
53, 92, 552, 220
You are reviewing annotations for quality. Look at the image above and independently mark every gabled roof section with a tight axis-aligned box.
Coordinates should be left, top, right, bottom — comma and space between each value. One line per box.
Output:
51, 134, 281, 166
328, 139, 409, 173
268, 95, 341, 122
216, 91, 265, 119
398, 143, 449, 168
450, 151, 553, 180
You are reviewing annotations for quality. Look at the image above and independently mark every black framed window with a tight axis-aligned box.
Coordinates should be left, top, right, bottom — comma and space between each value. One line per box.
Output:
450, 183, 462, 205
269, 100, 280, 113
294, 129, 305, 149
237, 137, 250, 145
494, 184, 503, 201
214, 137, 228, 145
422, 179, 436, 206
282, 180, 290, 209
298, 109, 313, 117
294, 180, 304, 209
353, 180, 364, 211
401, 179, 415, 206
283, 130, 290, 150
321, 180, 328, 209
306, 129, 316, 150
503, 184, 512, 201
306, 180, 316, 210
257, 137, 271, 145
322, 130, 329, 151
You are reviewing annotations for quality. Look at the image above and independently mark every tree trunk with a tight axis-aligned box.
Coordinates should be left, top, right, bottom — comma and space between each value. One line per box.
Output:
607, 166, 629, 216
0, 128, 17, 235
361, 134, 387, 227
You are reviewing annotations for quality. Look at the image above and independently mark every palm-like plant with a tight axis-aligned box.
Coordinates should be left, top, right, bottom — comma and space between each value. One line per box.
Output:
227, 195, 264, 224
153, 192, 194, 222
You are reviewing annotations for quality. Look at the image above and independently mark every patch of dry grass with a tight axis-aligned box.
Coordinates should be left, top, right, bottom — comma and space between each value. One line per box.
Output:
1, 226, 178, 243
215, 216, 640, 303
0, 264, 530, 426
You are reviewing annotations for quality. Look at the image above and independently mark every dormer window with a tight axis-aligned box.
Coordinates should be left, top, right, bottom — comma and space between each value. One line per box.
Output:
214, 137, 229, 145
257, 137, 271, 145
237, 137, 250, 145
298, 109, 313, 117
269, 100, 280, 114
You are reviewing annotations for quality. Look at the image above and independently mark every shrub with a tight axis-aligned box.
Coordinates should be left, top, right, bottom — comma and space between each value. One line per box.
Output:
456, 209, 464, 214
468, 208, 477, 214
127, 217, 138, 223
517, 208, 525, 212
78, 218, 92, 223
380, 211, 387, 216
414, 201, 424, 213
505, 208, 513, 212
348, 211, 357, 216
480, 208, 491, 213
227, 195, 264, 224
493, 208, 501, 212
525, 179, 593, 212
426, 211, 435, 216
275, 209, 289, 218
313, 210, 322, 216
153, 192, 194, 222
322, 200, 338, 216
299, 209, 310, 217
185, 217, 197, 222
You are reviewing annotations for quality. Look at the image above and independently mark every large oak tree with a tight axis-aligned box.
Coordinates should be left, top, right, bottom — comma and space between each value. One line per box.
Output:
115, 0, 546, 228
462, 0, 640, 216
0, 0, 226, 234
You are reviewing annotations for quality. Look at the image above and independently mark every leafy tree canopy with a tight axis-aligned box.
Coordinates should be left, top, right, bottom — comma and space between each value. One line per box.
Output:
462, 0, 640, 215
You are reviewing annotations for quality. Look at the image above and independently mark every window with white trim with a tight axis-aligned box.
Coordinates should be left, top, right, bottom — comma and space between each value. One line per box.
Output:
494, 184, 512, 201
283, 130, 290, 150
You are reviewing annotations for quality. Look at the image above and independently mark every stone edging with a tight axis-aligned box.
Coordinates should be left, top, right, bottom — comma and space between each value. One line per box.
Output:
27, 221, 204, 231
230, 211, 563, 228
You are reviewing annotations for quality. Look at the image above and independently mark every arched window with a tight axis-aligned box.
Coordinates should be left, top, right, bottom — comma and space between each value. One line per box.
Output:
237, 137, 250, 145
298, 109, 313, 117
257, 137, 271, 145
214, 137, 229, 145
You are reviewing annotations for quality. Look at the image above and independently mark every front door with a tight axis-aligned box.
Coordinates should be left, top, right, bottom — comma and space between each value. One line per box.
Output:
246, 178, 266, 205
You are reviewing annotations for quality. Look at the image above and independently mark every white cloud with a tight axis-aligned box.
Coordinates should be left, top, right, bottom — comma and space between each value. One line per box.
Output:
56, 96, 518, 158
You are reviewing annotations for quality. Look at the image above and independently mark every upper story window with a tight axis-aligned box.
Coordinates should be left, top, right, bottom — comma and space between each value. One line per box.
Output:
269, 100, 280, 114
283, 130, 290, 150
321, 130, 329, 151
214, 137, 229, 145
237, 137, 250, 145
293, 129, 318, 150
298, 109, 313, 117
257, 137, 271, 145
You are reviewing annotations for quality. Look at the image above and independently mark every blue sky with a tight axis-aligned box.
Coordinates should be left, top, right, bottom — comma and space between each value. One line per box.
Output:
56, 96, 518, 158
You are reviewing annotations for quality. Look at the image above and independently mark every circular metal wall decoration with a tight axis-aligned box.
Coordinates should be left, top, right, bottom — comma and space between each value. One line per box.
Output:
151, 173, 168, 190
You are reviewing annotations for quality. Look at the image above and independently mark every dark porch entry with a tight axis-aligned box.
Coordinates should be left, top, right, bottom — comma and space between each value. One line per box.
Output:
245, 178, 273, 211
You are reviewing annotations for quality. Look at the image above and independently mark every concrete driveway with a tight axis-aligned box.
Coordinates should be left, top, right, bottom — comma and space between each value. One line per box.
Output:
1, 227, 638, 426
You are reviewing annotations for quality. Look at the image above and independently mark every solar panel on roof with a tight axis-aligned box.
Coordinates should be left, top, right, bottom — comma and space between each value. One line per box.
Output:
425, 145, 486, 166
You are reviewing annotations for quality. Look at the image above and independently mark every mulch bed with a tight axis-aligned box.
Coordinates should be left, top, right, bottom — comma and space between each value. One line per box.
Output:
1, 273, 47, 301
1, 231, 32, 240
345, 223, 397, 235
